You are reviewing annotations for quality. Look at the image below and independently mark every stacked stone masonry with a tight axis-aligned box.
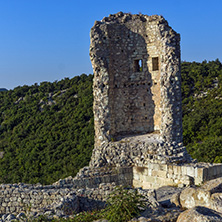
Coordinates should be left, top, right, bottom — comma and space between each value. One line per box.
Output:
89, 136, 192, 168
133, 163, 222, 189
1, 164, 222, 216
90, 12, 183, 149
0, 167, 132, 215
89, 12, 222, 190
0, 183, 79, 216
0, 181, 114, 216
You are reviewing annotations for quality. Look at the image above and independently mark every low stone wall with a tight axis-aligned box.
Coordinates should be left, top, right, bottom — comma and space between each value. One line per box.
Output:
0, 183, 117, 216
54, 166, 133, 189
0, 167, 133, 216
0, 184, 79, 216
133, 162, 222, 189
1, 163, 222, 216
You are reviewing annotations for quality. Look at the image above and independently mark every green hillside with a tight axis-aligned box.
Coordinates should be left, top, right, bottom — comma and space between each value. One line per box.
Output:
182, 59, 222, 163
0, 74, 94, 184
0, 59, 222, 184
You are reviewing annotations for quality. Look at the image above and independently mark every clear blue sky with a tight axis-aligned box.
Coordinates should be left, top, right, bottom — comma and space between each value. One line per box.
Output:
0, 0, 221, 89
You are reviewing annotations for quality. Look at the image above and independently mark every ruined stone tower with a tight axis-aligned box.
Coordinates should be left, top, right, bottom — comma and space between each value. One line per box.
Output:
88, 13, 222, 188
67, 12, 222, 190
90, 12, 182, 147
88, 13, 222, 189
89, 12, 196, 187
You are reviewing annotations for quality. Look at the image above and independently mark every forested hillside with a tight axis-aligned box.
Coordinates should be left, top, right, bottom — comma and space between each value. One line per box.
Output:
0, 74, 94, 184
0, 59, 222, 184
182, 59, 222, 163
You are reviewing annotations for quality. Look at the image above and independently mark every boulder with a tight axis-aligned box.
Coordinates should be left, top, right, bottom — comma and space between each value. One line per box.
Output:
130, 208, 182, 222
179, 187, 211, 209
210, 192, 222, 213
171, 177, 222, 212
177, 206, 222, 222
170, 192, 181, 207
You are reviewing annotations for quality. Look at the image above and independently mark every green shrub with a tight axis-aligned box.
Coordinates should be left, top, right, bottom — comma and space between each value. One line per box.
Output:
104, 186, 146, 222
60, 210, 103, 222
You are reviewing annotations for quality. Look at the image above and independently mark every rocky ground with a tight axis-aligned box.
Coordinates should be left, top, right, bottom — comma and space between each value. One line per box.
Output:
94, 178, 222, 222
131, 177, 222, 221
2, 178, 222, 221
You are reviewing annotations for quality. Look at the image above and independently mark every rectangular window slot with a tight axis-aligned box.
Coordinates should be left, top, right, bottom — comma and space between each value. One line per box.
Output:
152, 57, 159, 71
133, 59, 143, 72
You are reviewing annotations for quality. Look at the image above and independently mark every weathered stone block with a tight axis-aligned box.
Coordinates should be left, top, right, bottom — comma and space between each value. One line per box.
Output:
152, 170, 167, 178
187, 166, 195, 178
133, 173, 140, 181
141, 181, 153, 189
142, 175, 156, 183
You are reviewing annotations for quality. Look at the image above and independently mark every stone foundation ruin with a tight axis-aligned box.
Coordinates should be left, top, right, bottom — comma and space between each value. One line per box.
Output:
89, 12, 222, 188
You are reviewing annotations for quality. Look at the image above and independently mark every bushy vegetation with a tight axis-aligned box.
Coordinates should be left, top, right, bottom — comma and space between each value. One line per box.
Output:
103, 186, 146, 222
181, 59, 222, 163
0, 74, 94, 184
0, 59, 222, 184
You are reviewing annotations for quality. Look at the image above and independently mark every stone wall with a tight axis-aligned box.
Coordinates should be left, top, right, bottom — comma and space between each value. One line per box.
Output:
0, 183, 79, 216
1, 163, 222, 216
90, 12, 182, 150
133, 163, 222, 189
0, 166, 132, 216
55, 166, 133, 189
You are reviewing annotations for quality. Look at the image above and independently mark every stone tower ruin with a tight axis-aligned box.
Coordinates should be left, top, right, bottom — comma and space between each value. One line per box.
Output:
90, 12, 182, 149
89, 12, 222, 189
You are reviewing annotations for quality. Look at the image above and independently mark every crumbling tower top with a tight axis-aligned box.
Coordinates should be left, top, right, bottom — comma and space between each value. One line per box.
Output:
90, 12, 182, 149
